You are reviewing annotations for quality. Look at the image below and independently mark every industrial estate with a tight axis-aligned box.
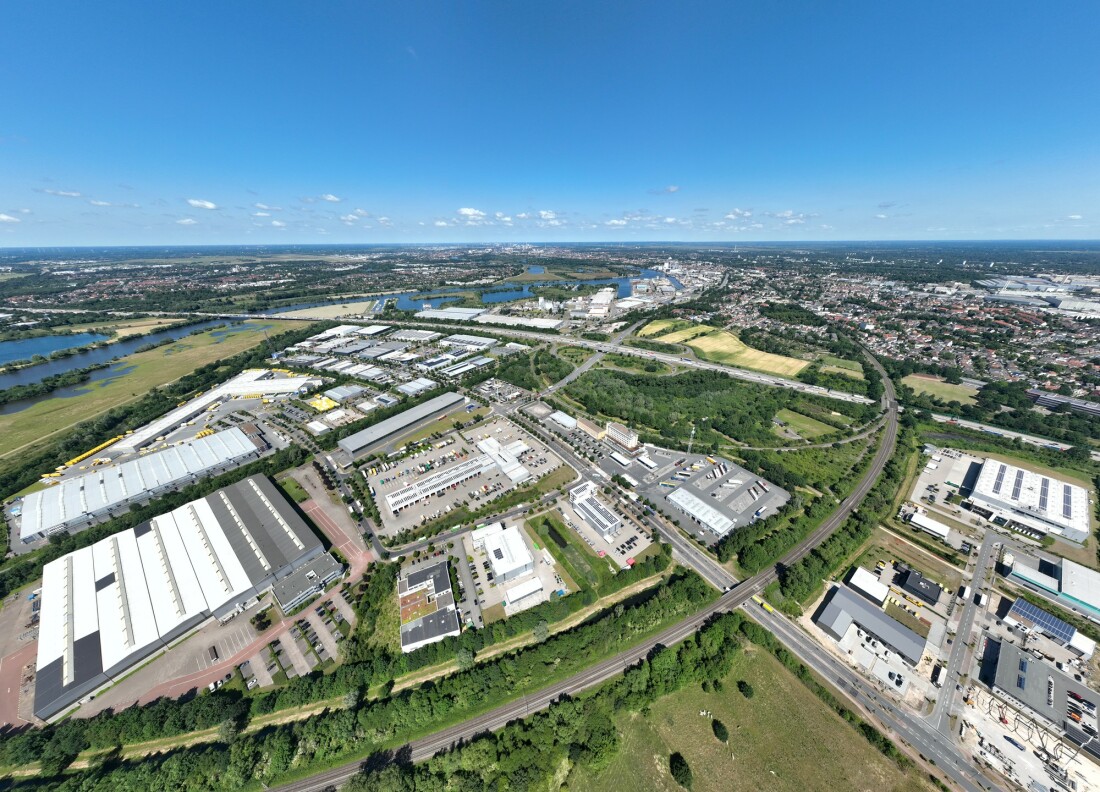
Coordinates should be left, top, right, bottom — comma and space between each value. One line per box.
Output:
0, 243, 1094, 792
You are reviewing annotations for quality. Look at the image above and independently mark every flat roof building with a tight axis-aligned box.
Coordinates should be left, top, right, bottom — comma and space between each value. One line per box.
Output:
338, 392, 465, 458
20, 427, 261, 543
971, 460, 1090, 543
899, 569, 942, 606
484, 525, 534, 583
847, 567, 889, 606
667, 486, 735, 537
1005, 597, 1096, 659
606, 422, 640, 454
570, 481, 621, 539
398, 561, 462, 653
33, 475, 334, 721
815, 585, 926, 667
908, 510, 951, 541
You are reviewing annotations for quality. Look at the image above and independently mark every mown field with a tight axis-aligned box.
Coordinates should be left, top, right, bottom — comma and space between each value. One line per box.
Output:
569, 645, 935, 792
821, 355, 865, 379
638, 320, 808, 377
774, 408, 835, 439
0, 320, 295, 457
901, 374, 978, 405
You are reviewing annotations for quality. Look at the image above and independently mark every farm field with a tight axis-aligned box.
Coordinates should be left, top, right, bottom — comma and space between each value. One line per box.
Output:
0, 320, 296, 457
686, 328, 808, 376
901, 374, 978, 405
569, 645, 935, 792
638, 320, 809, 376
774, 408, 835, 439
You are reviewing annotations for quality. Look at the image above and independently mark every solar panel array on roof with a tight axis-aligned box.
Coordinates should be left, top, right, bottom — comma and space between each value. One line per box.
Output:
1008, 597, 1076, 644
993, 463, 1007, 494
1064, 484, 1073, 519
1039, 478, 1049, 511
1011, 469, 1025, 500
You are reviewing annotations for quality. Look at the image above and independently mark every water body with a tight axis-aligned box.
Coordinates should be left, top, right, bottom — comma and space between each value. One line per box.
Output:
269, 268, 682, 316
0, 332, 110, 367
0, 319, 235, 392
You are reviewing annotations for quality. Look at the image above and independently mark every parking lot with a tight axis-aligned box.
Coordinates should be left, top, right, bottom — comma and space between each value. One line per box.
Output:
613, 446, 789, 546
366, 417, 563, 536
557, 497, 652, 569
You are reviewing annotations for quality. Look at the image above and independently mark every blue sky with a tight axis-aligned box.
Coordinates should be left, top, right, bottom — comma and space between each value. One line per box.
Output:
1, 2, 1098, 245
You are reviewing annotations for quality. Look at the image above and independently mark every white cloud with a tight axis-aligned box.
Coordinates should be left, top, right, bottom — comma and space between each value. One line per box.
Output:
494, 212, 512, 223
252, 211, 270, 217
725, 208, 752, 219
353, 208, 370, 217
515, 212, 530, 219
538, 209, 557, 220
254, 202, 282, 211
605, 219, 628, 226
540, 219, 564, 227
187, 198, 218, 209
783, 218, 805, 225
320, 193, 341, 203
664, 217, 678, 224
377, 216, 392, 226
176, 218, 198, 225
1068, 214, 1083, 220
0, 213, 21, 223
339, 214, 359, 224
44, 188, 82, 198
874, 213, 888, 219
88, 199, 112, 206
457, 207, 485, 218
271, 220, 286, 227
434, 220, 450, 227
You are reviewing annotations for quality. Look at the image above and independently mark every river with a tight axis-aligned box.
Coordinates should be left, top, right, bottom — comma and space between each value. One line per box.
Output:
267, 267, 681, 315
0, 332, 110, 367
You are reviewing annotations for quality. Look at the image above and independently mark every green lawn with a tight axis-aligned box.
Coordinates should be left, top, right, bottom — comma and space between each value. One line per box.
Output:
557, 345, 595, 365
901, 374, 978, 405
569, 647, 935, 792
0, 320, 297, 458
774, 408, 835, 439
277, 475, 310, 503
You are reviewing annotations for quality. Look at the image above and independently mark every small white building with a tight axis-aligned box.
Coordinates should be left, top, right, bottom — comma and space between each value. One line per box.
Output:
847, 566, 889, 606
484, 525, 534, 583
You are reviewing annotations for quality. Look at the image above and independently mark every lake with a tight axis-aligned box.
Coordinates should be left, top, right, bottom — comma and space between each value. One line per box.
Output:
0, 332, 110, 367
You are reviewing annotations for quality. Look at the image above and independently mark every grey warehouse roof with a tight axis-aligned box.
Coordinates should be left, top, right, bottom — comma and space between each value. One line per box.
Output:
337, 391, 464, 456
816, 586, 926, 666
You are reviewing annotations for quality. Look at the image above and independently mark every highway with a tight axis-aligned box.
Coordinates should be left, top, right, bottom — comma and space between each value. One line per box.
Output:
273, 352, 900, 791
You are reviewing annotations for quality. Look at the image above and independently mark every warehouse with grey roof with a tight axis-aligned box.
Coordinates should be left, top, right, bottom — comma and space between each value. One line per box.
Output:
337, 391, 465, 458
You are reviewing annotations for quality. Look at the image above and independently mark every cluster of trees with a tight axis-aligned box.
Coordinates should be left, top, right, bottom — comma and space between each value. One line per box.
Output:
565, 369, 871, 449
494, 349, 574, 392
758, 302, 826, 326
778, 425, 917, 604
0, 322, 330, 500
624, 337, 682, 354
345, 612, 746, 792
5, 571, 715, 787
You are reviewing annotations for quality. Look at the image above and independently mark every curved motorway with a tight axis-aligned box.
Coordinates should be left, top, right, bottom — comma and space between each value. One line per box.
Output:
274, 353, 899, 792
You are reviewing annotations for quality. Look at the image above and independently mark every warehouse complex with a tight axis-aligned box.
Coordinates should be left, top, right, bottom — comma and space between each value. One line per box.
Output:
18, 427, 263, 543
337, 391, 465, 458
569, 481, 621, 539
117, 369, 319, 452
667, 487, 734, 537
33, 475, 340, 720
970, 460, 1090, 543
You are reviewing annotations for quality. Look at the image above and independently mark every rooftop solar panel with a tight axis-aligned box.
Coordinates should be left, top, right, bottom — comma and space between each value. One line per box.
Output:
1064, 485, 1073, 519
993, 463, 1007, 494
1011, 470, 1024, 500
1039, 478, 1049, 512
1009, 597, 1076, 644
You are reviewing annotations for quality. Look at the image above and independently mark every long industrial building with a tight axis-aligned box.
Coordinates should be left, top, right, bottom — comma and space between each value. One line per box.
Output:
667, 487, 735, 537
970, 460, 1090, 543
117, 369, 320, 452
33, 475, 339, 721
815, 585, 926, 667
19, 427, 262, 543
337, 391, 465, 458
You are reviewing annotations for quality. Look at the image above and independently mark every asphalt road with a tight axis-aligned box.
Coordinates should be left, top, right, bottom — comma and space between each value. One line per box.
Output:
273, 354, 898, 792
931, 530, 1000, 733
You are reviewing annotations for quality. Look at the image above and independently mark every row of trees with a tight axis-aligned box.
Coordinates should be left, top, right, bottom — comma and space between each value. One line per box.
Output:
4, 571, 716, 786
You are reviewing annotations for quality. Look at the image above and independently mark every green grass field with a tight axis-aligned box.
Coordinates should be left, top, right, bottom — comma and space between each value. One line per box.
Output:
775, 408, 835, 439
901, 374, 978, 405
821, 355, 865, 379
0, 320, 296, 458
638, 318, 696, 338
557, 345, 595, 365
277, 475, 310, 503
569, 646, 934, 792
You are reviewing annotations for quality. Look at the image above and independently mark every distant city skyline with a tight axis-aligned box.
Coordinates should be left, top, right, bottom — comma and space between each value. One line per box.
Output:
1, 2, 1098, 245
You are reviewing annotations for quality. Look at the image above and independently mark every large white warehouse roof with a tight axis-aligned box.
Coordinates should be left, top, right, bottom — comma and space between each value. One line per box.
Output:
20, 427, 259, 542
971, 460, 1090, 542
33, 475, 328, 721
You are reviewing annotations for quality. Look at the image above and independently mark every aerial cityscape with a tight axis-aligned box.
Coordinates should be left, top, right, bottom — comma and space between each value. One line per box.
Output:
0, 4, 1098, 792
